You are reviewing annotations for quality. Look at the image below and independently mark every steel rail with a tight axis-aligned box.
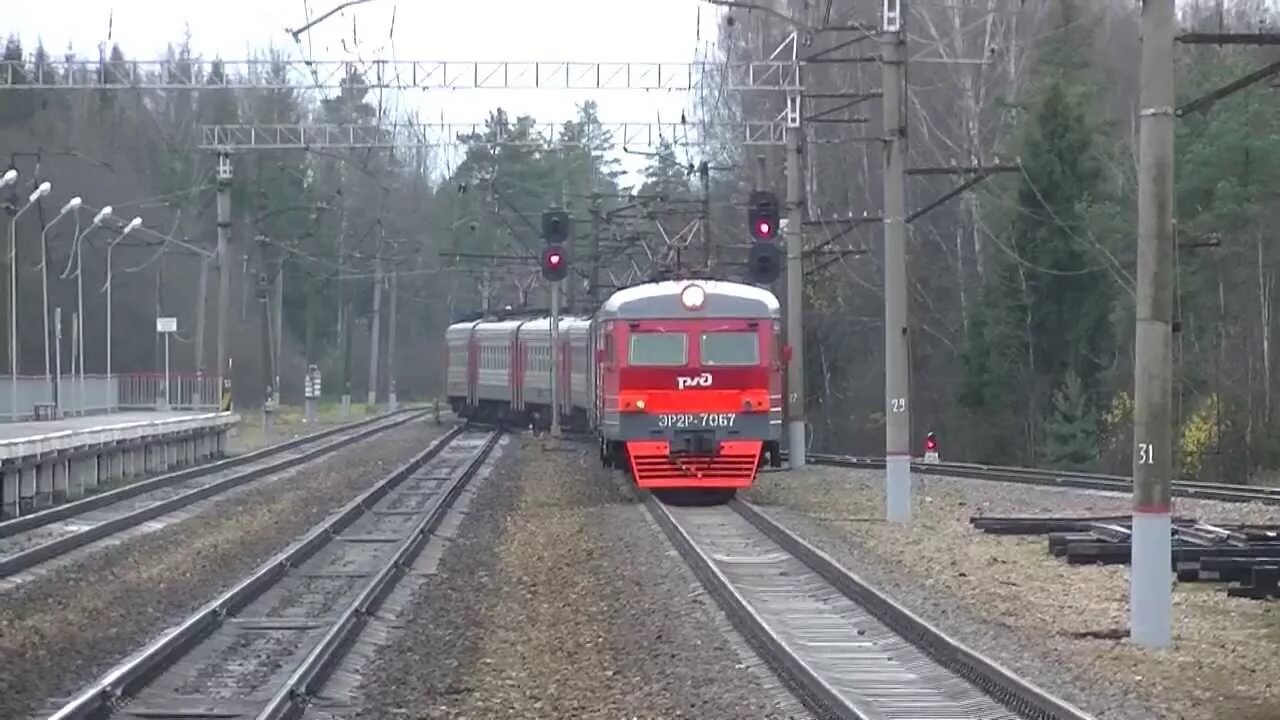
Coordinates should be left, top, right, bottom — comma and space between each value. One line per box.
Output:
805, 453, 1280, 505
0, 406, 423, 539
47, 424, 499, 720
0, 408, 435, 578
257, 428, 502, 719
646, 493, 1097, 720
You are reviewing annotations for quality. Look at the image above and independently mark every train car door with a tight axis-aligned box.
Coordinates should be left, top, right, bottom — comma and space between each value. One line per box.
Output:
594, 322, 612, 428
511, 324, 524, 411
466, 325, 480, 408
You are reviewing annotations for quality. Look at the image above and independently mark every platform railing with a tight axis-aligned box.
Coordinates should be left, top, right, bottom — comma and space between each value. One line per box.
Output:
0, 372, 221, 421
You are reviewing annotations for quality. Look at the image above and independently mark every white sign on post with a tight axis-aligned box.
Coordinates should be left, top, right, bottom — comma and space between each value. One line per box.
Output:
156, 317, 177, 410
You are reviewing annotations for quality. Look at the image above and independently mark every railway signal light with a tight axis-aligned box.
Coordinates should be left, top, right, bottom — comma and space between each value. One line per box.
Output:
542, 209, 570, 244
747, 241, 783, 285
923, 432, 940, 463
748, 190, 780, 241
541, 244, 569, 281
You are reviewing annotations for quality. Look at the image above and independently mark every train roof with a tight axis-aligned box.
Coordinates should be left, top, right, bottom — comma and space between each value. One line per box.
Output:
449, 315, 592, 335
597, 279, 780, 321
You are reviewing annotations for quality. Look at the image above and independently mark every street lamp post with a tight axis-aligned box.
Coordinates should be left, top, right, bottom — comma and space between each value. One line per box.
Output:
1, 168, 16, 418
40, 196, 82, 407
9, 180, 51, 420
103, 216, 142, 412
63, 206, 112, 415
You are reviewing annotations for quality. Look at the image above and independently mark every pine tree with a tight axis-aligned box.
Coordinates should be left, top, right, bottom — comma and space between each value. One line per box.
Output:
1042, 370, 1099, 470
957, 0, 1115, 458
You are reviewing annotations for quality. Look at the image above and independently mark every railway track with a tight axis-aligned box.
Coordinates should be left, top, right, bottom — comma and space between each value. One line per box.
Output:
808, 453, 1280, 505
646, 495, 1095, 720
0, 408, 434, 581
42, 425, 501, 720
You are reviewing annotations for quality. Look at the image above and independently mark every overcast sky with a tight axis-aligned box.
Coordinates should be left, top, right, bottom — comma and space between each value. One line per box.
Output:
4, 0, 726, 184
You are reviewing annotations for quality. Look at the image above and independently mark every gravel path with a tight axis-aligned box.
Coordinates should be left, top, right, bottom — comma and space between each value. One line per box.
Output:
746, 466, 1280, 720
352, 437, 810, 720
0, 418, 446, 720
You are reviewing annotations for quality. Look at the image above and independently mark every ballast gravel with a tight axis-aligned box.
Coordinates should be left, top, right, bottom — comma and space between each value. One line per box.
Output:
747, 466, 1280, 720
353, 437, 809, 720
0, 417, 446, 720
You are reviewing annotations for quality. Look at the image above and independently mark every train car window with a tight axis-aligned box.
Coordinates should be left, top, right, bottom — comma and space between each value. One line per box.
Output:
700, 331, 760, 366
629, 333, 688, 366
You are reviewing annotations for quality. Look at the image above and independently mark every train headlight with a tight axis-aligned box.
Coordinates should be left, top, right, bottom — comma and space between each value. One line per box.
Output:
636, 399, 646, 410
680, 284, 706, 311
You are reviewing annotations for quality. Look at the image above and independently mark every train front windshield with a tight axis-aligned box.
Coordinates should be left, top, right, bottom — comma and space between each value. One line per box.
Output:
629, 333, 688, 366
628, 330, 761, 367
699, 331, 759, 366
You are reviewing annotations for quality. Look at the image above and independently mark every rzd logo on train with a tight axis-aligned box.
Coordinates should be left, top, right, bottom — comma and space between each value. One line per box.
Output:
676, 372, 713, 390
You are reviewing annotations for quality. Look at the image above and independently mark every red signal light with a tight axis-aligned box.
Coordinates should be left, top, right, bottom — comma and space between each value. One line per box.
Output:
924, 433, 937, 451
541, 244, 569, 281
754, 220, 772, 239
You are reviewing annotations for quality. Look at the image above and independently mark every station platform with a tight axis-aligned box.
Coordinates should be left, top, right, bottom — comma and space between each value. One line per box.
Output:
1, 410, 241, 518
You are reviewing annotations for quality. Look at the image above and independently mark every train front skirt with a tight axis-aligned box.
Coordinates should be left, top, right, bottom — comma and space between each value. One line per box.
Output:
625, 439, 763, 489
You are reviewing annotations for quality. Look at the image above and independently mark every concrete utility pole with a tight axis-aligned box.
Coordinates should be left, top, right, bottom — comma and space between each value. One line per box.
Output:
303, 267, 319, 423
256, 235, 276, 435
589, 202, 602, 306
387, 266, 399, 411
1131, 0, 1176, 650
338, 213, 352, 418
700, 161, 712, 270
215, 150, 233, 411
784, 128, 806, 468
367, 255, 384, 410
272, 255, 283, 407
194, 255, 208, 374
881, 0, 912, 523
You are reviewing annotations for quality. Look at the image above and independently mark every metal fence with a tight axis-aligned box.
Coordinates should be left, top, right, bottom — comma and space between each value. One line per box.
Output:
0, 373, 221, 421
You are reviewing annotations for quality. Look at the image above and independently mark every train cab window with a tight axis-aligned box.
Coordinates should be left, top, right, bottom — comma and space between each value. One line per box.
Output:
700, 331, 760, 366
628, 333, 687, 366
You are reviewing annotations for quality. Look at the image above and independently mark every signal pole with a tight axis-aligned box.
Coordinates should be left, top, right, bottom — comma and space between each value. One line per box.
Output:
784, 127, 806, 468
541, 210, 570, 438
1131, 0, 1176, 649
882, 0, 912, 523
550, 281, 561, 437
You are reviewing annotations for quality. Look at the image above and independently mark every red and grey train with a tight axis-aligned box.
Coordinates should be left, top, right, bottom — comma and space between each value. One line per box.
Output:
445, 279, 789, 495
